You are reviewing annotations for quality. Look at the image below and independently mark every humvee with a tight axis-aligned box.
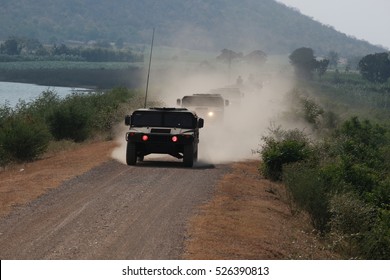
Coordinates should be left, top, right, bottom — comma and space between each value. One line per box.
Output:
124, 107, 204, 167
210, 87, 244, 107
176, 93, 229, 123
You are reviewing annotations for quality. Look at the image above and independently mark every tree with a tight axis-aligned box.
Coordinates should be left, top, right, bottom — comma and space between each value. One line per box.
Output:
243, 50, 267, 66
51, 44, 71, 56
327, 51, 339, 69
217, 49, 242, 82
316, 58, 329, 78
0, 38, 20, 55
216, 49, 242, 64
289, 47, 317, 80
358, 53, 390, 83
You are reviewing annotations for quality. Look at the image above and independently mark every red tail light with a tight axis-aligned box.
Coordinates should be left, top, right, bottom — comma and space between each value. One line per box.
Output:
142, 135, 149, 141
171, 136, 178, 142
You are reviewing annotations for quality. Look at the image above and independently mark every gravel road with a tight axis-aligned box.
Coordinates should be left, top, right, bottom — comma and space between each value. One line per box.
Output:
0, 159, 228, 259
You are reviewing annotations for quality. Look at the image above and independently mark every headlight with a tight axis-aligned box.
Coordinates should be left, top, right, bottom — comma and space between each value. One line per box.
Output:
208, 111, 214, 117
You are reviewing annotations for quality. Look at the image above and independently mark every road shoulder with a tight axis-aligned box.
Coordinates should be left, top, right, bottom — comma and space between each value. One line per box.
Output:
184, 161, 338, 259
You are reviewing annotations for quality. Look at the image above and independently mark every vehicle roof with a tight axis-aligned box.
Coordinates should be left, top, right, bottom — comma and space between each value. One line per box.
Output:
133, 107, 199, 116
181, 93, 224, 99
135, 107, 189, 112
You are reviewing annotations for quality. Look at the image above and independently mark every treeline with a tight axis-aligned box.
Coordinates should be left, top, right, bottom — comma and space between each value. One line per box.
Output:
0, 88, 142, 166
289, 47, 390, 84
0, 37, 144, 62
257, 75, 390, 259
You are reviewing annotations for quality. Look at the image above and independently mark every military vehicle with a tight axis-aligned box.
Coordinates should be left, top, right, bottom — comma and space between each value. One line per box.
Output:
124, 107, 204, 167
176, 93, 229, 123
210, 87, 244, 107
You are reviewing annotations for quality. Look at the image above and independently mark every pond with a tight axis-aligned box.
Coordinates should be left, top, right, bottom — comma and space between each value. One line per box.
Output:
0, 81, 90, 107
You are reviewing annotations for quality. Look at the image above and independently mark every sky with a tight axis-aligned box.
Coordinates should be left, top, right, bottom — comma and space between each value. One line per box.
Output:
276, 0, 390, 49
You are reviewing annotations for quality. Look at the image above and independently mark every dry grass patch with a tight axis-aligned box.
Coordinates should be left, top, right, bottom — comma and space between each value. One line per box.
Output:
184, 161, 338, 259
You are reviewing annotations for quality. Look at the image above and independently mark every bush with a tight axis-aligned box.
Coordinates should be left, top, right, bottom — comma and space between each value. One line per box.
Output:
0, 87, 140, 166
329, 192, 377, 258
47, 95, 93, 142
362, 209, 390, 259
370, 179, 390, 208
337, 117, 386, 165
0, 140, 11, 167
0, 117, 51, 161
283, 162, 330, 232
259, 127, 313, 181
85, 87, 136, 137
300, 96, 324, 128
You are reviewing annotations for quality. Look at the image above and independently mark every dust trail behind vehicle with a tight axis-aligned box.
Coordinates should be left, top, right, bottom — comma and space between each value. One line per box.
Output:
112, 58, 295, 165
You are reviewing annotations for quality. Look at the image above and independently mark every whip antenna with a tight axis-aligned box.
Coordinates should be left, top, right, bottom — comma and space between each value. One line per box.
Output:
144, 27, 155, 108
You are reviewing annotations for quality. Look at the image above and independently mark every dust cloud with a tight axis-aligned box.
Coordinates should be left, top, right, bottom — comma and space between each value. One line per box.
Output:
111, 52, 295, 165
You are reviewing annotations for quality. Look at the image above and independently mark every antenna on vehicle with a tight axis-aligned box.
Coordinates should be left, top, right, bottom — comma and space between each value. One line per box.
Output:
144, 27, 155, 108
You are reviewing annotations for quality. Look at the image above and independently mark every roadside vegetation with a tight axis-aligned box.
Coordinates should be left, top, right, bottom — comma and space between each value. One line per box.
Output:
0, 87, 143, 166
257, 52, 390, 259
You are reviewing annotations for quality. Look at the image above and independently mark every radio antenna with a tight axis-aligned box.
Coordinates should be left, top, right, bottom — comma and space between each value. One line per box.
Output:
144, 28, 155, 108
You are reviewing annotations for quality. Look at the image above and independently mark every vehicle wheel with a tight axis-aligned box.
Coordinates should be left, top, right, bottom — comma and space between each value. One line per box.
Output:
194, 144, 198, 162
126, 142, 137, 165
183, 144, 194, 167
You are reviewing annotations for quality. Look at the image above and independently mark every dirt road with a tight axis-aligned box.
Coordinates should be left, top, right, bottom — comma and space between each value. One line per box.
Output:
0, 159, 228, 259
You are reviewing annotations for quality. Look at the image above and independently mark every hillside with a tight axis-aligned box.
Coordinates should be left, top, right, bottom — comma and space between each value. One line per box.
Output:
0, 0, 386, 56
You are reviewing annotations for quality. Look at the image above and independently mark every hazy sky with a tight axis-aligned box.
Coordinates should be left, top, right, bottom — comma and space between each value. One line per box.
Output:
276, 0, 390, 49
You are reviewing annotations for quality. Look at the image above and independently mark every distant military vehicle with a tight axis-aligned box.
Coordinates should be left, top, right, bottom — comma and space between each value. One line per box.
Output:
176, 93, 229, 123
124, 107, 204, 167
210, 87, 244, 107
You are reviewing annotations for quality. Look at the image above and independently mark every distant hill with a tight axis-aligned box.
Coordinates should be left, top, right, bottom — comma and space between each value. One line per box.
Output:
0, 0, 386, 57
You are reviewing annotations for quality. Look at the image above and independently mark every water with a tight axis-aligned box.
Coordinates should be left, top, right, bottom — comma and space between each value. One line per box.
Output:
0, 81, 89, 107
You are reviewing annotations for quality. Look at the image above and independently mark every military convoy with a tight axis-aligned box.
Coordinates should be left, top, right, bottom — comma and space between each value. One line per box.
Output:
124, 107, 204, 167
124, 87, 243, 167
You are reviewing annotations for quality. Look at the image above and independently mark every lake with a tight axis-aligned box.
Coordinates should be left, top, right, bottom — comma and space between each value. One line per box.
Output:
0, 81, 90, 107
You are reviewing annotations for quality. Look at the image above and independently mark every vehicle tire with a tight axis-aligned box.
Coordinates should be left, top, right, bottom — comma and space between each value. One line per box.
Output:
183, 144, 194, 167
138, 155, 144, 162
194, 144, 198, 162
126, 142, 137, 165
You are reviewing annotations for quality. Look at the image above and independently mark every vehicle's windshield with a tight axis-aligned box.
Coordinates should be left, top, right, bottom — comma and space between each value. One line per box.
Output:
182, 96, 224, 107
131, 111, 195, 128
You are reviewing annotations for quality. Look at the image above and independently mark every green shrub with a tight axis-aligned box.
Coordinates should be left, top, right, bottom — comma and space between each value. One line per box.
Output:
330, 192, 375, 235
1, 117, 51, 161
337, 117, 386, 165
329, 192, 377, 258
0, 139, 11, 167
362, 209, 390, 259
283, 162, 330, 232
343, 163, 380, 195
85, 87, 136, 137
300, 96, 324, 128
259, 127, 313, 181
369, 179, 390, 208
47, 96, 93, 142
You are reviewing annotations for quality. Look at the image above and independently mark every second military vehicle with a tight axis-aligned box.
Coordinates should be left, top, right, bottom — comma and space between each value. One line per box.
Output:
176, 93, 228, 123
